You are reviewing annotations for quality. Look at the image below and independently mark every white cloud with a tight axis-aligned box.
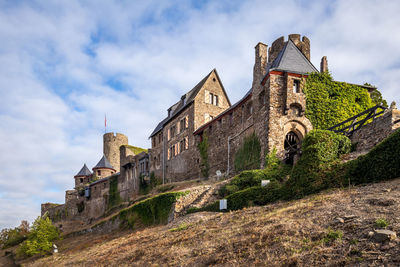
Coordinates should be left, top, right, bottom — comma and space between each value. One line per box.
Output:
0, 0, 399, 229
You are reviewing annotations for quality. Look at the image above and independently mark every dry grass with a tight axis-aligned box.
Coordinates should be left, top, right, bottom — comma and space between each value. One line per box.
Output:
22, 178, 400, 266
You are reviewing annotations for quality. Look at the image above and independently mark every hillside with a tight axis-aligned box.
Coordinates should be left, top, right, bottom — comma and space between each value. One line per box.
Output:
20, 177, 400, 266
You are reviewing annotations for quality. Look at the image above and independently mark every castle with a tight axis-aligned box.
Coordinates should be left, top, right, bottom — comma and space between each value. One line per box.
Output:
41, 34, 400, 224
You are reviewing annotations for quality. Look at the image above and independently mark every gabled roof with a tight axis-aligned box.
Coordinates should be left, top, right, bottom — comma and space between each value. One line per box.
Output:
93, 155, 115, 170
266, 39, 318, 75
149, 69, 230, 138
75, 164, 92, 177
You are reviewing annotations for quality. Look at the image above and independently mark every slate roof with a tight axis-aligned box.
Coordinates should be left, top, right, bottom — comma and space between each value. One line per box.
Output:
265, 39, 318, 75
149, 69, 230, 138
75, 164, 92, 177
93, 155, 114, 170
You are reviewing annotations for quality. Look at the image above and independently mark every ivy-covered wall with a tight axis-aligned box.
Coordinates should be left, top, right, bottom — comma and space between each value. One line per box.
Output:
303, 72, 374, 129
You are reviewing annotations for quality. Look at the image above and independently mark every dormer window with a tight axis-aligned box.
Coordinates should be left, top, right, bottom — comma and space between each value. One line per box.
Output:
293, 80, 300, 93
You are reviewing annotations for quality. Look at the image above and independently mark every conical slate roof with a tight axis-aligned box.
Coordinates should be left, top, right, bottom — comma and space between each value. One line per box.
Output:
93, 155, 114, 170
266, 39, 318, 75
75, 164, 92, 177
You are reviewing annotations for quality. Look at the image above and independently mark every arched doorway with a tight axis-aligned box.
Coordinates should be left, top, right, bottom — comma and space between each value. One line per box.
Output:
284, 131, 301, 165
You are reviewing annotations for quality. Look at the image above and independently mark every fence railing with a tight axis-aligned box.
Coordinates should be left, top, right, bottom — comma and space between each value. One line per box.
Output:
327, 105, 387, 136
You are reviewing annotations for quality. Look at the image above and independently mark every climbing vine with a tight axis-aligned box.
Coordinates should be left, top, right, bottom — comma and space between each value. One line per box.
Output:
198, 134, 209, 178
108, 175, 121, 209
234, 132, 261, 172
303, 72, 375, 129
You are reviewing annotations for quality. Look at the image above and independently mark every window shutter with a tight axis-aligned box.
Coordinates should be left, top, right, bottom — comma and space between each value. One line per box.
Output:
167, 128, 170, 140
167, 148, 170, 160
177, 121, 180, 134
176, 142, 179, 154
185, 116, 189, 128
205, 90, 209, 103
185, 136, 189, 149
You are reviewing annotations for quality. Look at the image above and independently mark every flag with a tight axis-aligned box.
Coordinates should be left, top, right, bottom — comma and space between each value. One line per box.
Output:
105, 114, 107, 129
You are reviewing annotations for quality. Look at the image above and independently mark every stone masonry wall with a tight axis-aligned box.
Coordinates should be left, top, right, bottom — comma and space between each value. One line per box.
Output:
103, 132, 128, 172
350, 108, 400, 151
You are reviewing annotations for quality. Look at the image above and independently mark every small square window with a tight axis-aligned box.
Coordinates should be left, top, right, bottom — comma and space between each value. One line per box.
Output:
293, 80, 301, 93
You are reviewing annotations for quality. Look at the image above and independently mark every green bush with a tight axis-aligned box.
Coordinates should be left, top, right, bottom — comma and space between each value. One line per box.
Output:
198, 134, 210, 178
108, 175, 121, 209
375, 218, 389, 228
234, 132, 261, 172
187, 201, 219, 214
347, 129, 400, 185
118, 191, 187, 229
17, 216, 60, 257
220, 149, 291, 197
304, 72, 374, 129
0, 221, 29, 249
322, 228, 343, 244
226, 180, 283, 210
286, 130, 351, 198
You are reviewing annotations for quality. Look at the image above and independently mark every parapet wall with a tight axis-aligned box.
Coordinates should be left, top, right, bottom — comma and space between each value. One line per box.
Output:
350, 108, 400, 151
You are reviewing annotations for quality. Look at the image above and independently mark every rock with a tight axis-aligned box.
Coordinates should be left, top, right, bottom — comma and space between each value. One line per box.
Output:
368, 231, 375, 237
336, 217, 345, 224
382, 188, 391, 193
372, 229, 397, 242
343, 215, 358, 222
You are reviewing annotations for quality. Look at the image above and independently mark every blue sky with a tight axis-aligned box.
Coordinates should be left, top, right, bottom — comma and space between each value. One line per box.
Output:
1, 0, 400, 229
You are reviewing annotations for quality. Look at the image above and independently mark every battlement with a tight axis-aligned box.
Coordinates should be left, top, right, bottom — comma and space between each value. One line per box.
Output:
268, 34, 310, 63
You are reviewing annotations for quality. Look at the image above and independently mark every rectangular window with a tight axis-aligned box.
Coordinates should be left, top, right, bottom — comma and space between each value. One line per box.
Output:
167, 148, 171, 160
293, 80, 300, 93
180, 140, 184, 153
209, 93, 214, 104
184, 136, 189, 149
185, 115, 189, 128
214, 95, 218, 106
167, 128, 171, 141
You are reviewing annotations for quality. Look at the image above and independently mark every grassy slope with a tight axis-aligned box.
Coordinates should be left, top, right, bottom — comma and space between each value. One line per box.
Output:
24, 178, 400, 267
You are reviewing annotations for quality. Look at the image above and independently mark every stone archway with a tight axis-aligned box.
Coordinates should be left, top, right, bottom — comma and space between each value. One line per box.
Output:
284, 131, 301, 165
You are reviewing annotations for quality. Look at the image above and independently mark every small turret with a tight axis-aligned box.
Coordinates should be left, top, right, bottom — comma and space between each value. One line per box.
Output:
92, 155, 116, 179
74, 164, 92, 188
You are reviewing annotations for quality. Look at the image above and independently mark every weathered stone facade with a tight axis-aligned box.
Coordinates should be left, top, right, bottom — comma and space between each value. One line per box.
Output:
104, 132, 128, 172
350, 108, 400, 151
149, 69, 231, 182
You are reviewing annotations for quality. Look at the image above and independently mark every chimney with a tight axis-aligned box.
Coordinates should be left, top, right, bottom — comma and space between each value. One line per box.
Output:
320, 56, 328, 73
252, 42, 268, 87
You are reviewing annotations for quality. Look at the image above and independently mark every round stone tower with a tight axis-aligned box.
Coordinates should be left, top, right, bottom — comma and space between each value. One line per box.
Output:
103, 132, 128, 172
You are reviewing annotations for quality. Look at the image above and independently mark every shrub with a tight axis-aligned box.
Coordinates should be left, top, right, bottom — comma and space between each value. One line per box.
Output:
322, 228, 343, 244
198, 134, 210, 178
118, 191, 187, 229
303, 72, 374, 130
375, 218, 389, 228
234, 132, 261, 172
286, 130, 351, 198
0, 221, 29, 249
17, 216, 60, 257
347, 129, 400, 185
226, 180, 283, 210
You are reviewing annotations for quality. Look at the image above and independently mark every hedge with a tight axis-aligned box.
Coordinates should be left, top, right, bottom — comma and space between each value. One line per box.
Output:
117, 191, 187, 229
347, 129, 400, 184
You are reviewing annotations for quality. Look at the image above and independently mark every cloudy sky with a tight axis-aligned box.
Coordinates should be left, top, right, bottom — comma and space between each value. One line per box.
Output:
0, 0, 399, 229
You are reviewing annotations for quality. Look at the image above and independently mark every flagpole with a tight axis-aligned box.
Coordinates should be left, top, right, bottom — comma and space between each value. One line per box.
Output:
104, 114, 107, 134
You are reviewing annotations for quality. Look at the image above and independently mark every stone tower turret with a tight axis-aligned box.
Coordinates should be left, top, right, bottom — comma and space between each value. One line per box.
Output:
103, 132, 128, 172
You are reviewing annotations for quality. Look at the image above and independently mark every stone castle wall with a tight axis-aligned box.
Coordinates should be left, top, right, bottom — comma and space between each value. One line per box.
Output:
350, 108, 400, 151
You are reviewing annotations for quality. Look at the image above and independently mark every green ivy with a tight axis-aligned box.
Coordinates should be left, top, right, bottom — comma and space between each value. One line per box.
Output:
198, 134, 209, 178
117, 191, 187, 229
303, 72, 374, 129
234, 132, 261, 172
108, 175, 121, 209
346, 128, 400, 184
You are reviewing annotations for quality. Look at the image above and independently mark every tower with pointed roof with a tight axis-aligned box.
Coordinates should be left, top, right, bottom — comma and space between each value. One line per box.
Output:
74, 163, 92, 188
92, 155, 116, 179
252, 34, 314, 165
